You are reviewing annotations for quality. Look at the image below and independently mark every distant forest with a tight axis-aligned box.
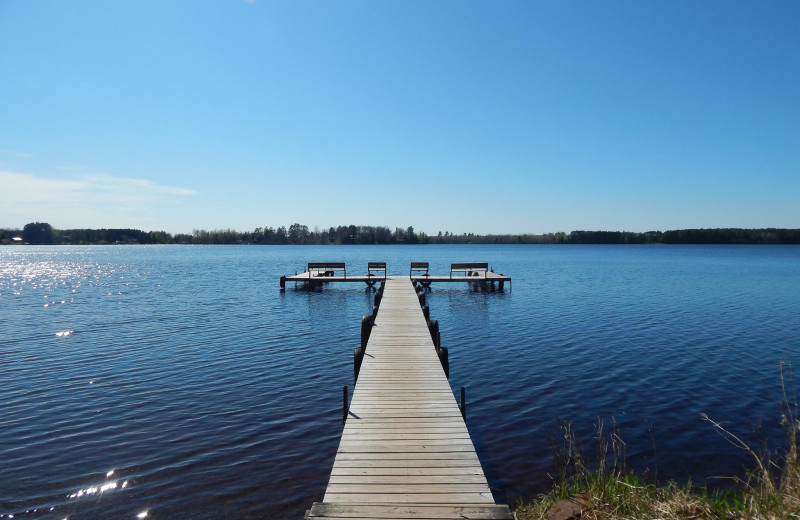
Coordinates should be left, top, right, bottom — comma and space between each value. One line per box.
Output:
2, 222, 800, 245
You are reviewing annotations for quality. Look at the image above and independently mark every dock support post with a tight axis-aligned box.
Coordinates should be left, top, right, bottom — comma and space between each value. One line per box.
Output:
343, 386, 348, 423
460, 387, 466, 420
422, 305, 430, 322
428, 320, 439, 349
361, 315, 373, 350
354, 347, 364, 383
437, 345, 449, 379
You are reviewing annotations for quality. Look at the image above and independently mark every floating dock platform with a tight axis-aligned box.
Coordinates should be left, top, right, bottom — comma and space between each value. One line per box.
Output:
280, 262, 511, 290
305, 277, 513, 520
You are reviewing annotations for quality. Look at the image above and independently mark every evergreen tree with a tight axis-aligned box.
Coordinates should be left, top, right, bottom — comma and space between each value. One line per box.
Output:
22, 222, 54, 244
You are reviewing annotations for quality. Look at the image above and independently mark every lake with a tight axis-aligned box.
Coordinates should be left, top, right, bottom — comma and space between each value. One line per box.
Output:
2, 244, 799, 519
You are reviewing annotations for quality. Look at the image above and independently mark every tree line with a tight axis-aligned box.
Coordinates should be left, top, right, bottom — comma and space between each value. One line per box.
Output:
1, 223, 428, 245
2, 222, 800, 245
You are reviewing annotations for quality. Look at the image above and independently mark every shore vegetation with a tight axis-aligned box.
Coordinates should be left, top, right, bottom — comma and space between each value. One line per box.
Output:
516, 364, 799, 520
3, 223, 800, 245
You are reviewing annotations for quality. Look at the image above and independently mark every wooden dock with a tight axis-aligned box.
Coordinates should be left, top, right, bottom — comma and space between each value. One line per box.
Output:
307, 278, 513, 520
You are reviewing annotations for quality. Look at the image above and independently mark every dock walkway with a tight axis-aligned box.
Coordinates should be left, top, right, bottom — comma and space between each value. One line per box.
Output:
307, 278, 512, 520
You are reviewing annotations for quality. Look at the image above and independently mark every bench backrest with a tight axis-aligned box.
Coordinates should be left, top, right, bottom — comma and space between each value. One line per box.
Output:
410, 261, 429, 277
308, 262, 346, 270
451, 262, 488, 270
368, 262, 386, 278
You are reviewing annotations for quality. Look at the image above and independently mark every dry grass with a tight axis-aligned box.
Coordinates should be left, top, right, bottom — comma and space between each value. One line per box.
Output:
699, 361, 800, 518
515, 363, 800, 520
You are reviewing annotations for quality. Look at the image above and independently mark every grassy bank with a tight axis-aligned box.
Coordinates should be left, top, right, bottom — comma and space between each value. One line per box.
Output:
515, 367, 799, 519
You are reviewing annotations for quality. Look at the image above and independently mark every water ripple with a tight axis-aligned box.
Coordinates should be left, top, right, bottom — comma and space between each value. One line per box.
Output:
1, 245, 799, 518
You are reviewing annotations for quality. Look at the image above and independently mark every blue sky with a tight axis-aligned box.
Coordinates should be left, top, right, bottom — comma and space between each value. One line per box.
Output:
1, 1, 798, 235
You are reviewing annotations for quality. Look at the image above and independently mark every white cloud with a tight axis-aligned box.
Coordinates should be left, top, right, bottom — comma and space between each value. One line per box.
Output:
2, 171, 196, 200
2, 171, 86, 202
0, 148, 33, 158
81, 175, 196, 197
0, 170, 196, 229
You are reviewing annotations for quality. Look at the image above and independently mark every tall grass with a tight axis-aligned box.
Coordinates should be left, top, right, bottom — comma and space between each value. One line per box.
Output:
700, 361, 800, 518
515, 363, 800, 520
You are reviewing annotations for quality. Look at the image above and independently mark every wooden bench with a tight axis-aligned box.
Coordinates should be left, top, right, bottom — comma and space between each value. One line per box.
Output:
450, 262, 489, 278
367, 262, 386, 279
307, 262, 346, 278
409, 261, 429, 277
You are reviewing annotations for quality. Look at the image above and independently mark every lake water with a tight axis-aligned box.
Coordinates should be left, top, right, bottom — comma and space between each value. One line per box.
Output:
2, 244, 799, 519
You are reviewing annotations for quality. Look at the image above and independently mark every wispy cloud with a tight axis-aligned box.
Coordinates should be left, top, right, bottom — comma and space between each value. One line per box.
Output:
2, 171, 85, 202
0, 170, 196, 229
81, 175, 196, 197
0, 148, 33, 158
2, 171, 196, 200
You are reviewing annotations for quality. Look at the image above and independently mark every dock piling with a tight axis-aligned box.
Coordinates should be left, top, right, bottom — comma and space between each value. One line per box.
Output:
342, 385, 348, 423
360, 315, 372, 350
354, 347, 364, 383
438, 345, 449, 378
428, 319, 439, 348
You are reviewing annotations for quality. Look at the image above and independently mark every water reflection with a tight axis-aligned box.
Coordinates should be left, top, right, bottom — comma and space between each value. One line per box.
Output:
0, 469, 132, 520
66, 479, 128, 499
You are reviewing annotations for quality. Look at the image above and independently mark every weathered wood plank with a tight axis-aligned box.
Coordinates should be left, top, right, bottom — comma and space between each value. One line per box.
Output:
342, 418, 468, 426
332, 450, 482, 461
322, 492, 496, 504
330, 466, 486, 476
336, 444, 477, 452
345, 412, 465, 419
338, 433, 471, 441
326, 483, 492, 494
309, 502, 514, 519
329, 459, 486, 469
328, 474, 490, 484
